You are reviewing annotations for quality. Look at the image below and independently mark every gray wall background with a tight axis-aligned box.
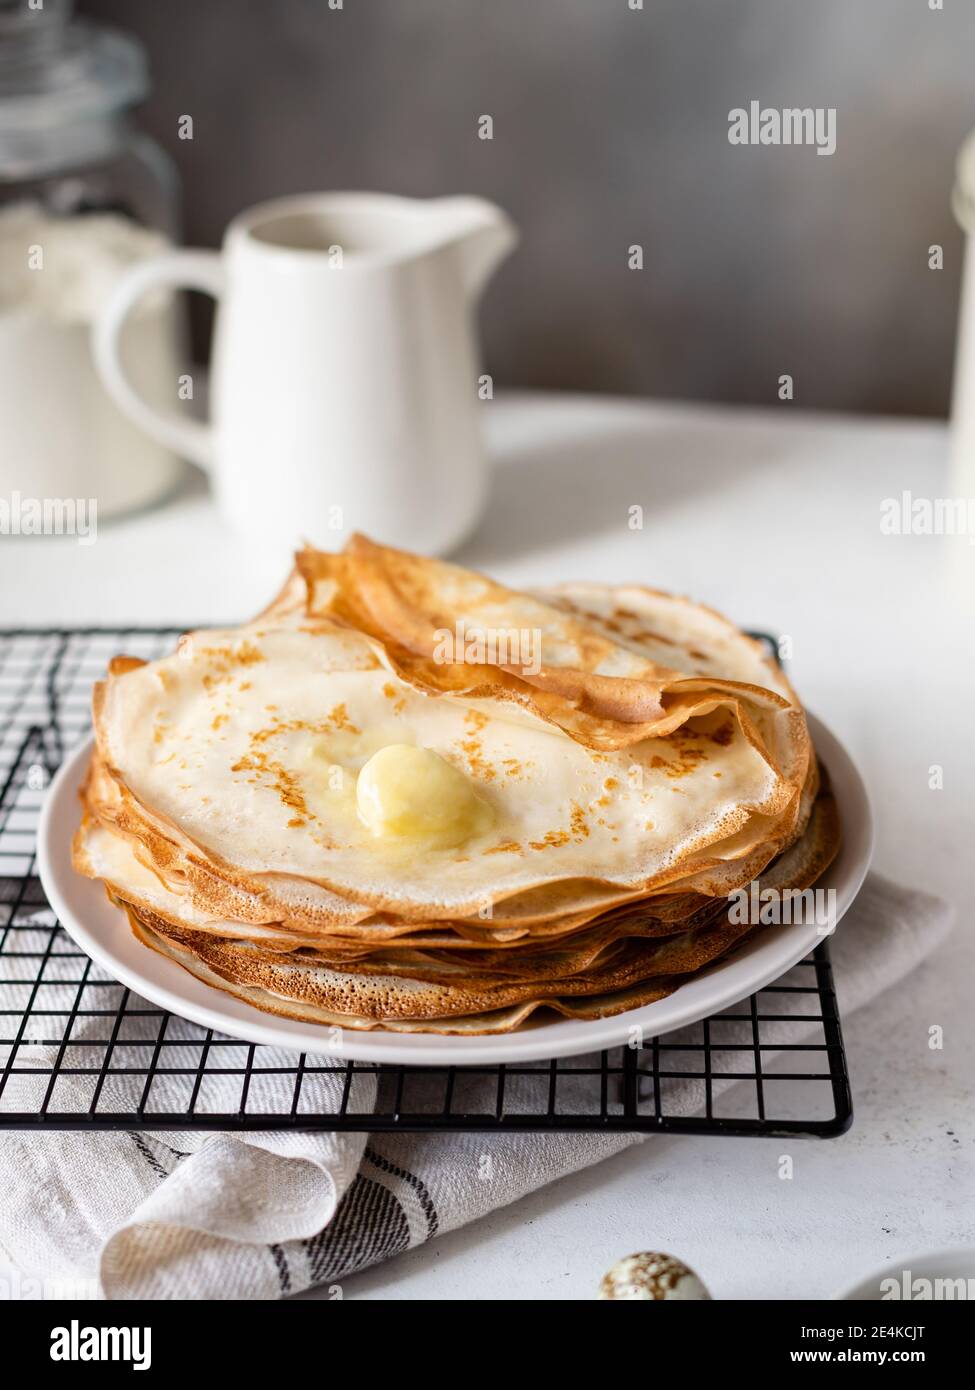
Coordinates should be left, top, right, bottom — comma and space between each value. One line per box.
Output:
82, 0, 975, 417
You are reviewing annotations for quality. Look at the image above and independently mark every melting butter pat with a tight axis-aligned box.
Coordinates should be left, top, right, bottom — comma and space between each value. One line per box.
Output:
356, 744, 492, 845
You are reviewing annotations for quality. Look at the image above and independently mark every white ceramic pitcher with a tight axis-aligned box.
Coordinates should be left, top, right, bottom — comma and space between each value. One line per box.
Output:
94, 192, 517, 553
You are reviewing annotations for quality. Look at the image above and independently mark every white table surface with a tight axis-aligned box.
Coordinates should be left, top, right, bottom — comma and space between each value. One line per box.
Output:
2, 391, 972, 1300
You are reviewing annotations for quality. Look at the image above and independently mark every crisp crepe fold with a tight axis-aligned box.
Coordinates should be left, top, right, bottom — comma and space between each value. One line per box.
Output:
296, 535, 794, 754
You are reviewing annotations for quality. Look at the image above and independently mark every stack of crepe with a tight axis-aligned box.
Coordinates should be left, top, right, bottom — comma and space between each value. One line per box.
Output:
73, 536, 840, 1036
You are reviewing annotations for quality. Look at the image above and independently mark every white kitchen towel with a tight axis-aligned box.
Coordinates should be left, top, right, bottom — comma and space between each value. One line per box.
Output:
0, 872, 954, 1300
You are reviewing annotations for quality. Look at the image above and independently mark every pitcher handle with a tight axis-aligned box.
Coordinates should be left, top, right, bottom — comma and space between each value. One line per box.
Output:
93, 250, 224, 473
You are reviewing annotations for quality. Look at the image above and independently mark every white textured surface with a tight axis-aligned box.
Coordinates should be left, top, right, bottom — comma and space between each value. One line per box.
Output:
2, 391, 972, 1300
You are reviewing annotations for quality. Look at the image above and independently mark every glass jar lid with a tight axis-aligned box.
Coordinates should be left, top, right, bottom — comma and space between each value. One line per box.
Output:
0, 0, 146, 127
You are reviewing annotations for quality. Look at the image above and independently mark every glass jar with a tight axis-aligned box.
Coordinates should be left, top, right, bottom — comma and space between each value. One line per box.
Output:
0, 0, 179, 232
0, 0, 183, 520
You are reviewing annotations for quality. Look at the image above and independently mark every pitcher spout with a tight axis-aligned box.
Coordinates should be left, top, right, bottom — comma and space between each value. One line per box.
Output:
429, 195, 518, 299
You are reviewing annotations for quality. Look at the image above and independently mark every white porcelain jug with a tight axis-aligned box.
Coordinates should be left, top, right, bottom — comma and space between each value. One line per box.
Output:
94, 192, 517, 553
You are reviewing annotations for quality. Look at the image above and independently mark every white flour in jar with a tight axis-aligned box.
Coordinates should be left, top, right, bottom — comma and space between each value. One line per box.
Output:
0, 202, 182, 520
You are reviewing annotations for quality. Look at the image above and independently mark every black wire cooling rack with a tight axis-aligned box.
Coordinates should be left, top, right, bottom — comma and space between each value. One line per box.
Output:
0, 627, 852, 1136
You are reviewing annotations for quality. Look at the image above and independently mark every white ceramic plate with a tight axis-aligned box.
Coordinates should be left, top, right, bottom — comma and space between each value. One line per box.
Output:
37, 714, 872, 1066
836, 1247, 975, 1300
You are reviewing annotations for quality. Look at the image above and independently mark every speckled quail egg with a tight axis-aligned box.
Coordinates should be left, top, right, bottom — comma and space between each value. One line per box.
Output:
599, 1251, 711, 1300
